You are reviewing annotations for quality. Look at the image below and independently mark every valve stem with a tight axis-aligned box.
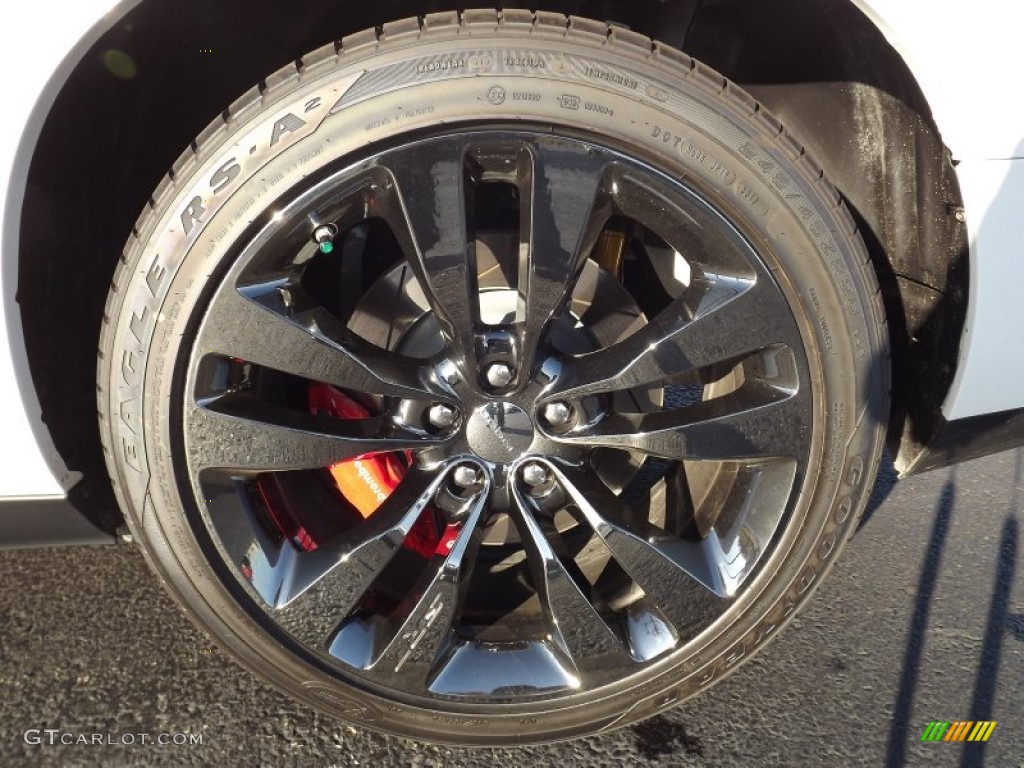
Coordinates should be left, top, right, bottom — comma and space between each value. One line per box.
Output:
312, 223, 338, 254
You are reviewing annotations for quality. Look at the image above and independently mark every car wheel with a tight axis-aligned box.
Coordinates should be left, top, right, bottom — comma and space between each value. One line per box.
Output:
98, 10, 889, 744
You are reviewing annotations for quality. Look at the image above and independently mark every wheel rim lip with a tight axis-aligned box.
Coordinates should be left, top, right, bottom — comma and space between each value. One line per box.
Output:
176, 125, 819, 706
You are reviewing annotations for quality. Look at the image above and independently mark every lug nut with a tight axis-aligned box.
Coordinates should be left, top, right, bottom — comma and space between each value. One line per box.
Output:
436, 465, 479, 520
485, 362, 514, 389
436, 359, 460, 388
521, 462, 550, 488
452, 464, 482, 489
542, 401, 573, 427
427, 403, 458, 429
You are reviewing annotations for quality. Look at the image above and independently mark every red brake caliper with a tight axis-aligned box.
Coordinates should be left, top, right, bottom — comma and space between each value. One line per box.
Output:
306, 383, 459, 558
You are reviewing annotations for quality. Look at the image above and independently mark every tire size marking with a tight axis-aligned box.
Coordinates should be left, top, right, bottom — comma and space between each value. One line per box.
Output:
735, 142, 869, 360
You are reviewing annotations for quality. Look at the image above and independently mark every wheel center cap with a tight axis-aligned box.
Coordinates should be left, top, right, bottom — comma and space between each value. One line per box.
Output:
466, 402, 534, 462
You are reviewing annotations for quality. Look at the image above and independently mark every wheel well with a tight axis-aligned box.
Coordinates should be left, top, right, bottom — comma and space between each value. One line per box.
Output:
16, 0, 965, 532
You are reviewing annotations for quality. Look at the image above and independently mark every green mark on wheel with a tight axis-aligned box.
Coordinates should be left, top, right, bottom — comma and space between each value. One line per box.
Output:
102, 49, 137, 80
319, 241, 334, 254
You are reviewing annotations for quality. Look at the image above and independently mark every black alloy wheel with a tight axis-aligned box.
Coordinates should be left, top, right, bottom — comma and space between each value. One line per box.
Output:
100, 11, 888, 744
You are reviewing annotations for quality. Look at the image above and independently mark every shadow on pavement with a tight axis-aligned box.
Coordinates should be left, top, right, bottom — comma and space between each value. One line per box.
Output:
631, 714, 704, 760
886, 451, 1021, 767
958, 515, 1017, 768
858, 450, 898, 531
885, 471, 957, 768
960, 450, 1021, 768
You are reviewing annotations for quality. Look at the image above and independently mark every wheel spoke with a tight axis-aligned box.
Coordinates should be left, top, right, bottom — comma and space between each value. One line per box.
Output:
549, 273, 790, 399
376, 141, 479, 370
611, 169, 762, 279
552, 378, 805, 462
369, 491, 487, 678
508, 481, 627, 665
550, 462, 739, 601
427, 639, 581, 696
185, 392, 441, 473
273, 467, 446, 647
516, 142, 613, 378
200, 280, 439, 399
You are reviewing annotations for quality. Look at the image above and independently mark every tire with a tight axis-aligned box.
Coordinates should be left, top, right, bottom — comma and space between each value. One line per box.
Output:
98, 9, 889, 745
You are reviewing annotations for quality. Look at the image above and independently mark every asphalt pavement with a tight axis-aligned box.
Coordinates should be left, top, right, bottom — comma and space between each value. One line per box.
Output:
0, 448, 1021, 767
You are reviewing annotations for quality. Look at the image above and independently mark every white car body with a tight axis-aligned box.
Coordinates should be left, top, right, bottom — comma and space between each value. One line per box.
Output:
1, 0, 1022, 501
